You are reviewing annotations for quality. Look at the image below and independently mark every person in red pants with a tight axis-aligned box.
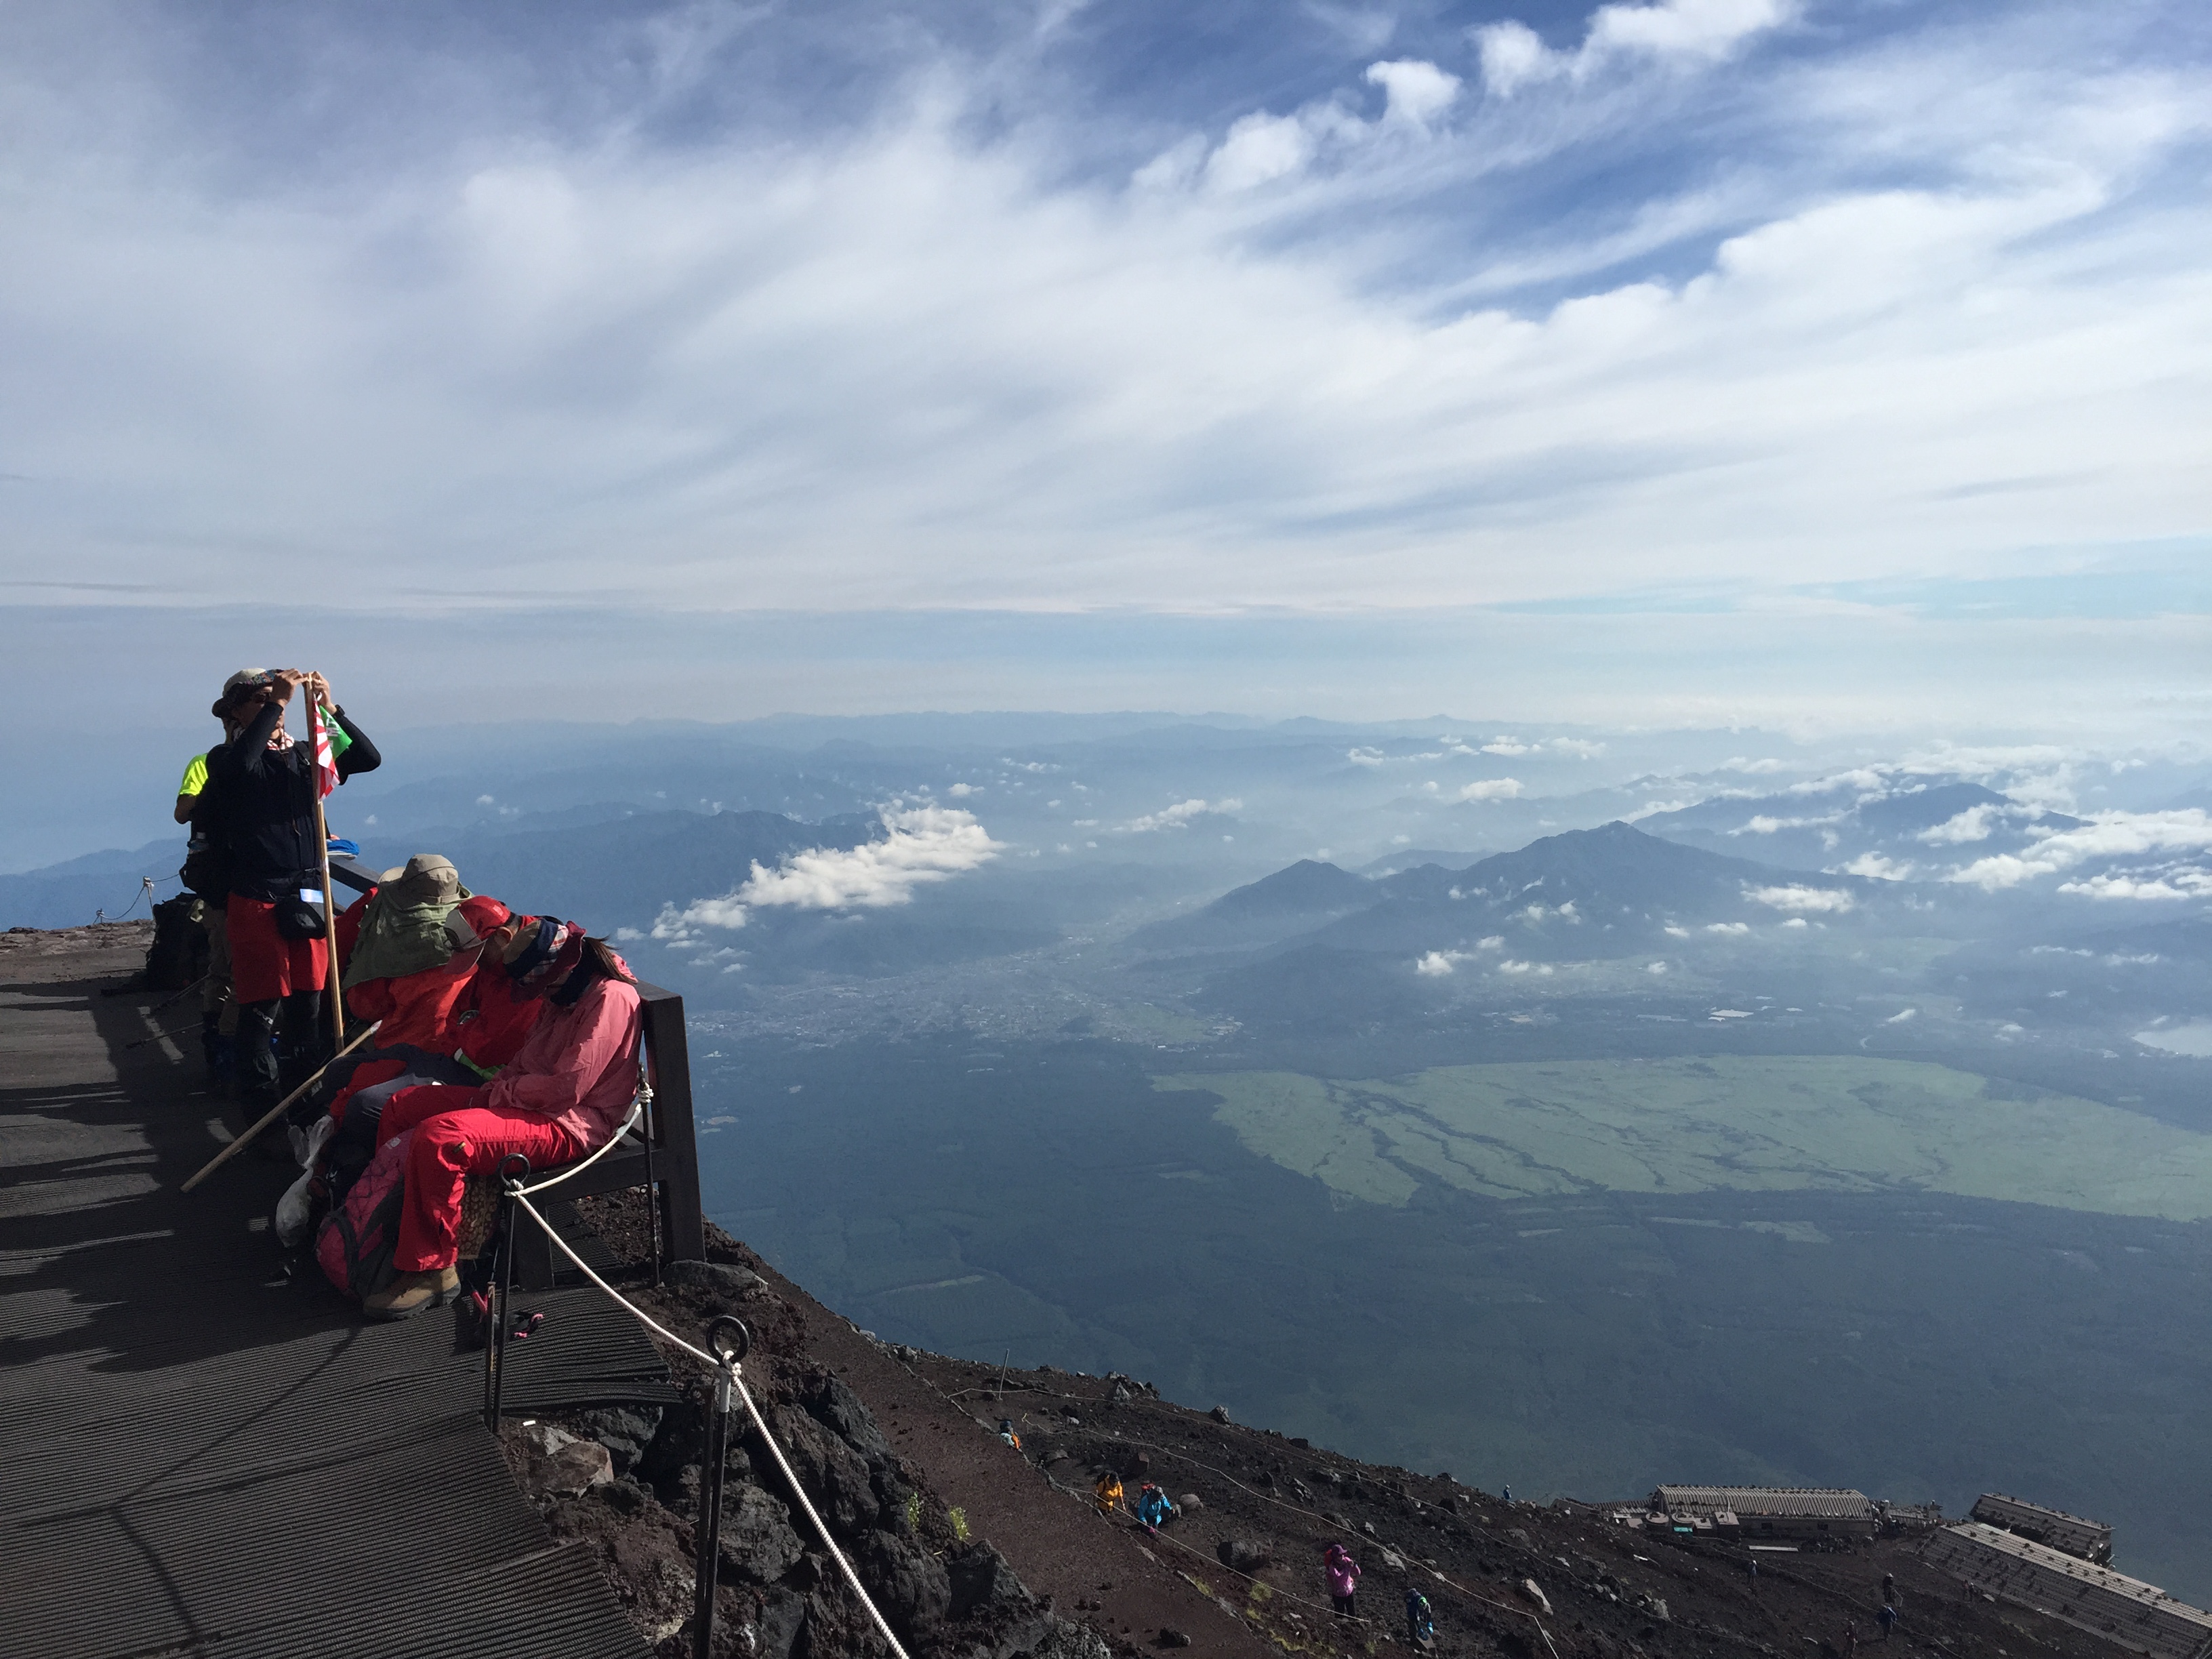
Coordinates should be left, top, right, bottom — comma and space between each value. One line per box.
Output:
362, 919, 642, 1320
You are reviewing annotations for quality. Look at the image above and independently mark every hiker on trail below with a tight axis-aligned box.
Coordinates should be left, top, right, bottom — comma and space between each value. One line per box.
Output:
1093, 1470, 1124, 1518
1135, 1483, 1174, 1535
999, 1418, 1023, 1451
1844, 1624, 1859, 1658
206, 669, 379, 1126
360, 923, 640, 1319
1324, 1542, 1361, 1618
1406, 1589, 1435, 1650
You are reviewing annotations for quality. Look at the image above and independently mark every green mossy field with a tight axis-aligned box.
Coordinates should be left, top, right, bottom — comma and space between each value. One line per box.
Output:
1158, 1055, 2212, 1219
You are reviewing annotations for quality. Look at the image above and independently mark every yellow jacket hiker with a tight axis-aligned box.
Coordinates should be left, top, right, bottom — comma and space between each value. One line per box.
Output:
1094, 1471, 1123, 1517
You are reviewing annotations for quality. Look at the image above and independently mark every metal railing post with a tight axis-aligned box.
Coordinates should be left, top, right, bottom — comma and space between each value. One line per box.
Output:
484, 1153, 532, 1429
640, 1075, 662, 1288
693, 1316, 752, 1659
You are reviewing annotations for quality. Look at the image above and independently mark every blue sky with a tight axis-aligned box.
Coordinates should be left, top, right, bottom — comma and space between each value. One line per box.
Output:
1, 0, 2208, 848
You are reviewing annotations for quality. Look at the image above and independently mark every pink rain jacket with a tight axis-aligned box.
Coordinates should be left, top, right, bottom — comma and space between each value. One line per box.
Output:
1325, 1550, 1361, 1599
483, 975, 643, 1147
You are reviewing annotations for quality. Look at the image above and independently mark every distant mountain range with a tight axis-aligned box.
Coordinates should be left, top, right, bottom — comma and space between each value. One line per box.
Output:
1145, 821, 1887, 963
1635, 774, 2085, 879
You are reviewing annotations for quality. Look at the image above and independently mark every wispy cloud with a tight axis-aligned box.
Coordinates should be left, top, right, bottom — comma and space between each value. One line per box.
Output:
1477, 0, 1795, 98
1950, 808, 2212, 895
1122, 797, 1242, 832
1746, 882, 1855, 913
652, 804, 1001, 941
0, 1, 2203, 628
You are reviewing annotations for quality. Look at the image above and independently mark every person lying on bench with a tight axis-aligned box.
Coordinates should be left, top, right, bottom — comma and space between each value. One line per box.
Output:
361, 919, 642, 1321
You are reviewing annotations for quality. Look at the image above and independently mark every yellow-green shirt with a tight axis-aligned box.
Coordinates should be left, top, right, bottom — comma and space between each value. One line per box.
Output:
178, 753, 210, 798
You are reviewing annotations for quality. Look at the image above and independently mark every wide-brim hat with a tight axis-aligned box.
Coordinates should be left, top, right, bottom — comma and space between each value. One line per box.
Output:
377, 853, 465, 902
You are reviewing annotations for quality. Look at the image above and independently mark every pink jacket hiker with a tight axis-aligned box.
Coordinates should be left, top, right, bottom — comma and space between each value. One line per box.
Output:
1324, 1546, 1361, 1599
483, 975, 643, 1147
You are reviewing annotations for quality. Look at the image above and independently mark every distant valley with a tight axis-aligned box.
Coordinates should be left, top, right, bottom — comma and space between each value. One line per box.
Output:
11, 712, 2211, 1596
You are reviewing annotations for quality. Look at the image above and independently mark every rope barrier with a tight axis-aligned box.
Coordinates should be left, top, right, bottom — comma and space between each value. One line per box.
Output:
513, 1094, 647, 1195
501, 1189, 912, 1659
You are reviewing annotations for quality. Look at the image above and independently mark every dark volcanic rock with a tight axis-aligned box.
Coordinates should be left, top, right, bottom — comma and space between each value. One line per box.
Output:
573, 1404, 665, 1477
806, 1373, 893, 1465
670, 1258, 764, 1295
719, 1484, 806, 1585
765, 1405, 881, 1540
750, 1587, 809, 1659
863, 1529, 953, 1636
949, 1540, 1036, 1618
1218, 1538, 1271, 1573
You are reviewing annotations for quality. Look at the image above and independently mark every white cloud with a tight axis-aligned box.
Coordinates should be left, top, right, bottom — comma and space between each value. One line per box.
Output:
1838, 852, 1915, 880
1365, 60, 1461, 129
947, 781, 977, 797
740, 806, 1001, 907
1475, 21, 1551, 98
2056, 873, 2205, 901
1781, 916, 1809, 928
1664, 924, 1691, 937
1204, 112, 1317, 192
1746, 883, 1855, 913
1950, 809, 2212, 892
1704, 921, 1749, 935
1885, 1006, 1918, 1023
1918, 804, 2000, 844
1122, 797, 1242, 832
1347, 747, 1387, 766
1459, 777, 1525, 802
652, 804, 1001, 938
1, 0, 2207, 735
1477, 0, 1794, 97
1416, 949, 1467, 976
1646, 961, 1669, 974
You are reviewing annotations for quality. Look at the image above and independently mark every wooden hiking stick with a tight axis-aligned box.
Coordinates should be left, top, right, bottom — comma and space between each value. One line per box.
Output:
309, 678, 346, 1054
180, 1019, 380, 1192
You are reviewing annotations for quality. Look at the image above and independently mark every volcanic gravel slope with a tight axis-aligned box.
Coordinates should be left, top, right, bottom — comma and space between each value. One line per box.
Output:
537, 1192, 2138, 1659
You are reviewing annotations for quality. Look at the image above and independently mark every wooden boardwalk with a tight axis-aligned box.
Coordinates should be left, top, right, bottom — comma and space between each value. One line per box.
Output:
0, 930, 663, 1659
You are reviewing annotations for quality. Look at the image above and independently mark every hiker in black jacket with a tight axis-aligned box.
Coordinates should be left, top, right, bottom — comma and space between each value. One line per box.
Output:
205, 669, 380, 1128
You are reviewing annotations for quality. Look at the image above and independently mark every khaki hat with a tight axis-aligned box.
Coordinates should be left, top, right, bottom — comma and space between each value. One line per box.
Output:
222, 668, 272, 696
377, 853, 464, 905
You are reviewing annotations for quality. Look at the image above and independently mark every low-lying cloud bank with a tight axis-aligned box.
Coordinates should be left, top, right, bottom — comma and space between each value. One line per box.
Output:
653, 805, 1002, 945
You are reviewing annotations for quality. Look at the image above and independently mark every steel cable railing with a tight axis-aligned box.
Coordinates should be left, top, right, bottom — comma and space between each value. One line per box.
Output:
491, 1177, 912, 1659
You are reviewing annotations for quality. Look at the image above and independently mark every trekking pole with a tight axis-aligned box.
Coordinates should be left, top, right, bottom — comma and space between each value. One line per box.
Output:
125, 1017, 209, 1051
693, 1315, 752, 1659
180, 1020, 380, 1191
485, 1153, 531, 1429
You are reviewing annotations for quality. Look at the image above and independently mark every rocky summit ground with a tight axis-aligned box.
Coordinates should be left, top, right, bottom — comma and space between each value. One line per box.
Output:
516, 1191, 2126, 1659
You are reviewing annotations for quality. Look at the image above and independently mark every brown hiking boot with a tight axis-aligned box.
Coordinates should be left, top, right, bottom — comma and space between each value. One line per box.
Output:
363, 1265, 460, 1322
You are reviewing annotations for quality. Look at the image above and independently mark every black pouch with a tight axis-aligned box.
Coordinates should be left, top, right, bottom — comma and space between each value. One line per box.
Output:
274, 879, 325, 941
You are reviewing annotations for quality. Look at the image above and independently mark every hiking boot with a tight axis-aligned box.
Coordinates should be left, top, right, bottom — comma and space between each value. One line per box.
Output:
363, 1266, 461, 1322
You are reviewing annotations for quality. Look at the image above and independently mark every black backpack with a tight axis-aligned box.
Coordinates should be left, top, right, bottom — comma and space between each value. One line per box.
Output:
144, 895, 211, 991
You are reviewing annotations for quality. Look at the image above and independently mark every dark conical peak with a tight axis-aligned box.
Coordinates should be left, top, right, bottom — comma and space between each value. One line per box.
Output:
1208, 859, 1372, 920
